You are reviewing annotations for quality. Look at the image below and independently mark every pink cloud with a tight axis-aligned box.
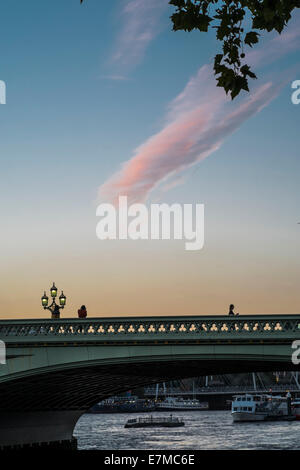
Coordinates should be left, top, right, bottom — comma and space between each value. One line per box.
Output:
99, 17, 300, 204
99, 78, 279, 204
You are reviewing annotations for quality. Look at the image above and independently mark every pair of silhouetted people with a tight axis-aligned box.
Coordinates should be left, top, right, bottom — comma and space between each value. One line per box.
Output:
50, 305, 87, 320
78, 305, 87, 318
77, 305, 87, 333
228, 304, 239, 316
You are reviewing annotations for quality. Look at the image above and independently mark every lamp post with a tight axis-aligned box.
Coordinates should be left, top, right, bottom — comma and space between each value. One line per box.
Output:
41, 282, 66, 319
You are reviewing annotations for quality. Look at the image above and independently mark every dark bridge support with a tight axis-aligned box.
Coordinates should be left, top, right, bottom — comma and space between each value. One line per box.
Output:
0, 410, 84, 449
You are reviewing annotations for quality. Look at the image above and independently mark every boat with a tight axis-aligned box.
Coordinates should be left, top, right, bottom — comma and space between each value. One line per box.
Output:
88, 396, 156, 414
231, 393, 296, 422
125, 415, 185, 428
156, 396, 209, 411
292, 400, 300, 420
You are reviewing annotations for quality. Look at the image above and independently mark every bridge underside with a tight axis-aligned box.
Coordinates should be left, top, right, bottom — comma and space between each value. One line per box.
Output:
0, 357, 299, 448
1, 357, 299, 411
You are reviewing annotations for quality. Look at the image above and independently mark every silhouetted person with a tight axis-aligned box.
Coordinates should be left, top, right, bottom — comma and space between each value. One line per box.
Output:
78, 305, 87, 319
228, 304, 235, 316
52, 304, 60, 320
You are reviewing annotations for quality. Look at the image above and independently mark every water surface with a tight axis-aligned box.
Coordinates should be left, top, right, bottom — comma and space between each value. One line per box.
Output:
74, 411, 300, 450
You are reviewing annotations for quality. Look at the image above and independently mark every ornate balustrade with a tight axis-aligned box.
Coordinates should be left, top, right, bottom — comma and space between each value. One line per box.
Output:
0, 315, 299, 343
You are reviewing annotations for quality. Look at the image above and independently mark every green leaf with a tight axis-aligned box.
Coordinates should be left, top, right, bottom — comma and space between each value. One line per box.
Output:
263, 7, 276, 22
169, 0, 186, 7
244, 31, 259, 47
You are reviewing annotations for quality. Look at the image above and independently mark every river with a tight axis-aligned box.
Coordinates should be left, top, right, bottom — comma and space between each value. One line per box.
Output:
74, 410, 300, 450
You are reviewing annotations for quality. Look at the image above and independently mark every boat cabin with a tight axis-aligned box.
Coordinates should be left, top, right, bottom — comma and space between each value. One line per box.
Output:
232, 394, 286, 414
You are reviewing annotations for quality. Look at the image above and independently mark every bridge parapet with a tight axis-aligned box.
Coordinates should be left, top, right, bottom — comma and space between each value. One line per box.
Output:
0, 315, 299, 343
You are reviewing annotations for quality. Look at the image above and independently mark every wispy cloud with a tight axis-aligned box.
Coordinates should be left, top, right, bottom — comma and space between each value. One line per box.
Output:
99, 18, 300, 204
100, 74, 130, 81
247, 18, 300, 68
108, 0, 169, 76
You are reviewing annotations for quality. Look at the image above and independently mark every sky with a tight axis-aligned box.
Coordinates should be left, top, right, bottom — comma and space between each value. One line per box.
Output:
0, 0, 299, 319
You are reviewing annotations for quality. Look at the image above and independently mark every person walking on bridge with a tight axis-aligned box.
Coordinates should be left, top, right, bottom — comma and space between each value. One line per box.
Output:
228, 304, 235, 316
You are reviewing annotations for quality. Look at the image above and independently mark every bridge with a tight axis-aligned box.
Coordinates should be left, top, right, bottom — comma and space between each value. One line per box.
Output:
0, 314, 300, 448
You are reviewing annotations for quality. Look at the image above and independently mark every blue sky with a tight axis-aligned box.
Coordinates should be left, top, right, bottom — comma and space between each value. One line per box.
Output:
0, 0, 299, 317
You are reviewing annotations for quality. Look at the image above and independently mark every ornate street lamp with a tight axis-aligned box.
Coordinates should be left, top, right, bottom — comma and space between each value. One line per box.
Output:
50, 282, 58, 298
59, 291, 66, 307
41, 292, 49, 308
41, 282, 66, 319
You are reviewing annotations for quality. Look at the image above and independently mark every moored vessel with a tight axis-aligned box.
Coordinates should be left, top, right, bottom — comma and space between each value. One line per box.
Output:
231, 393, 296, 422
156, 396, 208, 411
292, 400, 300, 420
89, 396, 155, 414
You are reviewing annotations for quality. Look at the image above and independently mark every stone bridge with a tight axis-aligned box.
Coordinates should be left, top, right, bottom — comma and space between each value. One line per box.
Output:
0, 314, 299, 448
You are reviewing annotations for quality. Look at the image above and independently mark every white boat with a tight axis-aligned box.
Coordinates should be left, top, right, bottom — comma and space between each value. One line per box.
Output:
231, 393, 295, 422
292, 400, 300, 420
156, 396, 209, 411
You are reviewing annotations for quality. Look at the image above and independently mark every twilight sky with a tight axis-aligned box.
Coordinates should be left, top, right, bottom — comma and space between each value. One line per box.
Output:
0, 0, 299, 319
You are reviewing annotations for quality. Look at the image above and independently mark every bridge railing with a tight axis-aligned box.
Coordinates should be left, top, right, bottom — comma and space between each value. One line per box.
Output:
0, 315, 299, 342
144, 384, 300, 395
